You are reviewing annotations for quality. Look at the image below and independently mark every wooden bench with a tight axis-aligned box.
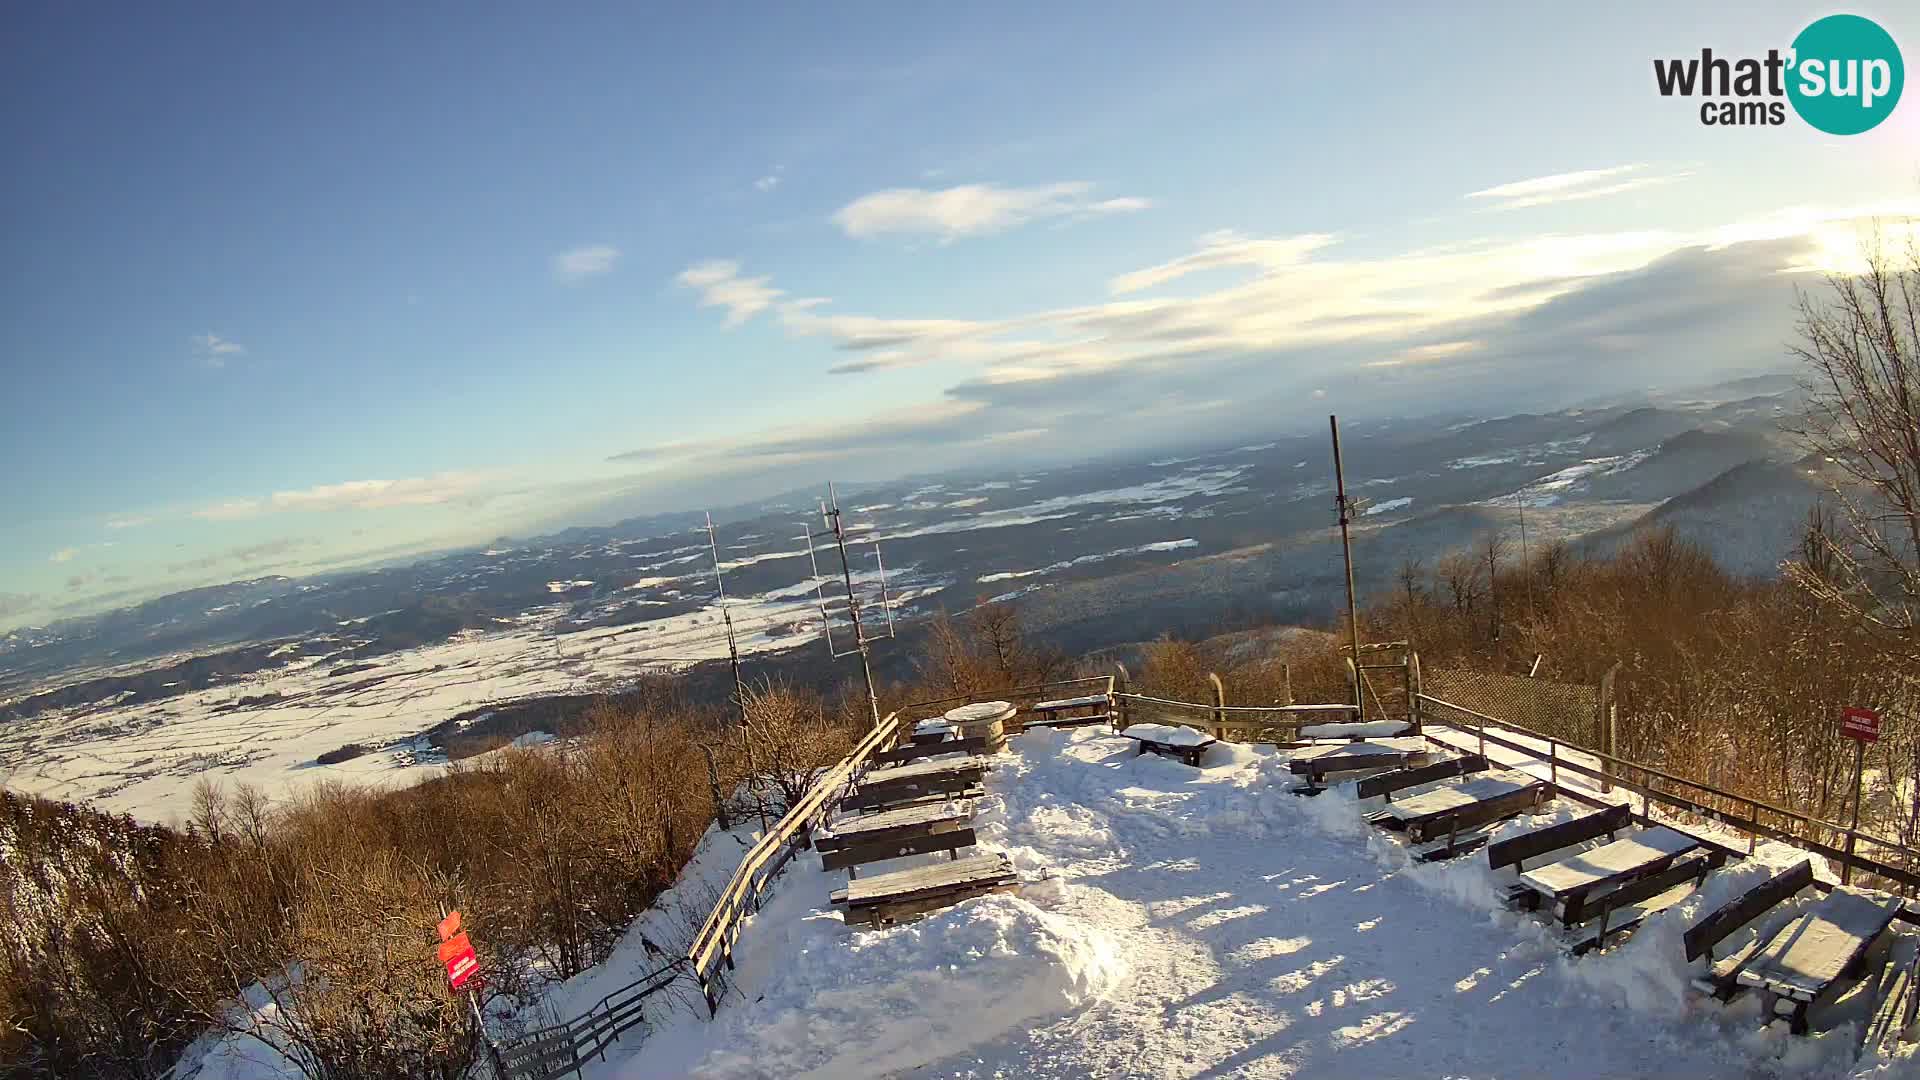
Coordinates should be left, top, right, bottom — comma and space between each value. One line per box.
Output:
841, 755, 992, 812
816, 802, 976, 876
1567, 850, 1725, 955
1027, 694, 1113, 730
1289, 737, 1431, 791
1489, 802, 1631, 874
1687, 859, 1816, 999
1355, 754, 1488, 802
1518, 826, 1701, 922
1119, 723, 1218, 767
1373, 767, 1551, 846
1736, 888, 1903, 1034
870, 736, 988, 769
829, 851, 1019, 927
910, 719, 955, 745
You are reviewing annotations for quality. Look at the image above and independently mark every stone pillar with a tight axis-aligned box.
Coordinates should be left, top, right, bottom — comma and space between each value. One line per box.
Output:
946, 700, 1014, 754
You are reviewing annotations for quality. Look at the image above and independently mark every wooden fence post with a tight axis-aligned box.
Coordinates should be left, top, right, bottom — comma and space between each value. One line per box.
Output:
1209, 672, 1227, 742
1281, 661, 1293, 706
1113, 663, 1132, 732
1344, 656, 1360, 716
1598, 662, 1620, 794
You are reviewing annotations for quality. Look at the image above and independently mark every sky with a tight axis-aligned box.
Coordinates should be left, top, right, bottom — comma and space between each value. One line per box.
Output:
2, 1, 1918, 629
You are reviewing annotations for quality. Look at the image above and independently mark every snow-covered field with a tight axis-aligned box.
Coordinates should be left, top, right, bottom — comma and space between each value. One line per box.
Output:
0, 594, 832, 823
271, 725, 1916, 1080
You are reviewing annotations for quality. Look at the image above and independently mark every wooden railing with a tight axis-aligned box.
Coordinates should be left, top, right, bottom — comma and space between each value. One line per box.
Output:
687, 709, 904, 1013
1114, 691, 1359, 743
1417, 692, 1920, 895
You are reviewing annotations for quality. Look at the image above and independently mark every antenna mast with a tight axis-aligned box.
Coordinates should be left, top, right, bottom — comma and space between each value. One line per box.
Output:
1330, 414, 1365, 719
704, 512, 748, 723
799, 482, 894, 728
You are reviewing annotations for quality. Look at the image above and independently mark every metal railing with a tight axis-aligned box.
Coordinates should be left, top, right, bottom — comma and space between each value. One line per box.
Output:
496, 960, 683, 1079
1418, 692, 1920, 895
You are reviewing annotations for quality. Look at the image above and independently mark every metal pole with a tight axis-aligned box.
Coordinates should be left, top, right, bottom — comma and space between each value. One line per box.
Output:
705, 513, 748, 724
1846, 737, 1866, 885
1329, 415, 1364, 719
827, 485, 882, 728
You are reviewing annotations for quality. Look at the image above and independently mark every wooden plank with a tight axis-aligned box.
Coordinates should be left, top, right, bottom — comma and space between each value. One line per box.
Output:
1738, 888, 1902, 1003
815, 804, 970, 853
1035, 694, 1108, 711
871, 736, 988, 768
1403, 782, 1552, 844
1024, 712, 1113, 730
1521, 827, 1700, 910
1354, 754, 1488, 801
841, 784, 984, 814
860, 754, 993, 784
1487, 803, 1630, 871
1568, 850, 1723, 933
820, 826, 977, 872
1569, 879, 1702, 956
1684, 858, 1815, 962
829, 852, 1015, 907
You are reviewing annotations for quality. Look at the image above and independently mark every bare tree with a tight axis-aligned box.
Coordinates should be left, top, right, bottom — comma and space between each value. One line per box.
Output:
1787, 232, 1920, 670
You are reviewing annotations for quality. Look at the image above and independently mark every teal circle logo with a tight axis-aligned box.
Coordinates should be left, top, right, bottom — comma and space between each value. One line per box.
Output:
1787, 14, 1903, 135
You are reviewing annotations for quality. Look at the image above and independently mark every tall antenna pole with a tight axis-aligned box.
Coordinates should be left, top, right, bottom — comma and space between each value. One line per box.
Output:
1330, 415, 1364, 718
824, 484, 882, 729
1515, 491, 1533, 617
705, 512, 747, 723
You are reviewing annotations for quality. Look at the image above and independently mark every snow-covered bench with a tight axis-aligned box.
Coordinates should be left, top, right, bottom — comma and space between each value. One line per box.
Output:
1735, 887, 1902, 1033
1119, 722, 1217, 767
1027, 694, 1112, 730
1566, 849, 1723, 955
1298, 719, 1412, 741
817, 801, 977, 878
1370, 766, 1550, 849
1687, 859, 1816, 999
1514, 826, 1700, 923
843, 755, 993, 812
829, 851, 1018, 927
1288, 737, 1430, 790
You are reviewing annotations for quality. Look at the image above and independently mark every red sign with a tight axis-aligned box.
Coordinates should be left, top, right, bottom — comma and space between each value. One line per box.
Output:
440, 932, 479, 991
1841, 706, 1882, 743
436, 910, 462, 942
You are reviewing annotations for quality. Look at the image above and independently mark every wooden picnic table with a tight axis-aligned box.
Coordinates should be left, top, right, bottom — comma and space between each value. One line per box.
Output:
1289, 737, 1431, 783
1028, 694, 1112, 730
1517, 826, 1698, 917
1119, 722, 1218, 767
829, 851, 1018, 927
1737, 888, 1902, 1031
911, 719, 955, 745
842, 754, 993, 811
817, 801, 972, 851
1375, 768, 1546, 841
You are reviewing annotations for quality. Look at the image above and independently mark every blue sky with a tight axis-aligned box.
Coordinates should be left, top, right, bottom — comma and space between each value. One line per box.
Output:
3, 1, 1917, 628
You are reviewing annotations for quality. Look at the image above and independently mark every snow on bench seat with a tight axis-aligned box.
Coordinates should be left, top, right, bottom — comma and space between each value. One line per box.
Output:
1298, 720, 1412, 739
1737, 888, 1902, 1003
1517, 826, 1698, 902
828, 851, 1018, 926
818, 801, 973, 850
1120, 723, 1217, 766
1119, 723, 1214, 747
1377, 768, 1541, 825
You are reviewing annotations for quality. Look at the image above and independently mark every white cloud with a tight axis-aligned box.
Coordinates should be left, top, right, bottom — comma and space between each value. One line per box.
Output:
832, 181, 1151, 241
105, 515, 154, 530
1467, 164, 1691, 210
193, 333, 247, 367
49, 547, 78, 563
189, 473, 491, 522
677, 260, 783, 326
552, 244, 621, 282
193, 500, 263, 521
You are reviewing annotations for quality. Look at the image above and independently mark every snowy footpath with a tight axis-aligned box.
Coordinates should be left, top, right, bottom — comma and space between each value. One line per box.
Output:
592, 726, 1920, 1079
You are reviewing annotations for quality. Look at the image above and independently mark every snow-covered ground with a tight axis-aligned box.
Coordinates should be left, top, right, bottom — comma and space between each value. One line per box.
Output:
0, 593, 832, 822
437, 726, 1917, 1080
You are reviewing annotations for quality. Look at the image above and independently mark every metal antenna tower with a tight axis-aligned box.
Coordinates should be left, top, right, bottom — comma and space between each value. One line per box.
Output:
704, 512, 748, 721
797, 482, 896, 728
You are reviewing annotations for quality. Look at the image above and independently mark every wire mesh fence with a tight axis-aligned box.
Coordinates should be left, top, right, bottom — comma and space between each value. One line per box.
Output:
1422, 666, 1604, 751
